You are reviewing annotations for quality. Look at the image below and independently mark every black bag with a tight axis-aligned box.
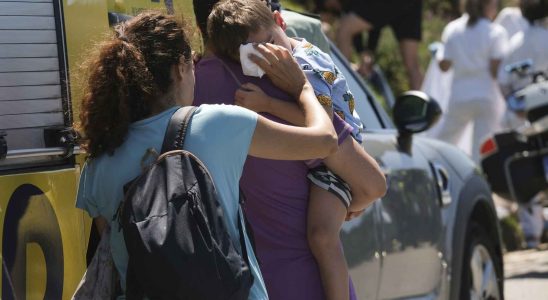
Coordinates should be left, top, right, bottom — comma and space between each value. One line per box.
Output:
119, 106, 254, 300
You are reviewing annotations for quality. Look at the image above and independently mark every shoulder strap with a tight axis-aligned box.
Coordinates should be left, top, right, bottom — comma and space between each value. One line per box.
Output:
161, 106, 198, 153
238, 189, 260, 267
237, 207, 251, 267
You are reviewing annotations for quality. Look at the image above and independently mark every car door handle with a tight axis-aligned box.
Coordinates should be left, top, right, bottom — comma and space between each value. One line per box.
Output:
432, 162, 451, 206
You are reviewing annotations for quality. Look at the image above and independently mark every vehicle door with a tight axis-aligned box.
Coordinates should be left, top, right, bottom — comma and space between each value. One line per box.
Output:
1, 1, 193, 298
332, 49, 445, 299
0, 0, 93, 298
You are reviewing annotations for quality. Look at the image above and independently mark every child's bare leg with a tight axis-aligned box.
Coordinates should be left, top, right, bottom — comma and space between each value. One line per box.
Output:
308, 185, 349, 300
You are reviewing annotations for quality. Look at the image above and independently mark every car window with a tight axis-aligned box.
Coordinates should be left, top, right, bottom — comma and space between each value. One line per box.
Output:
330, 51, 383, 130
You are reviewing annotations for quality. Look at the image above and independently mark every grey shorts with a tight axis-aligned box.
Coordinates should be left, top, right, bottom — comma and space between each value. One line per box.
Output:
307, 165, 352, 208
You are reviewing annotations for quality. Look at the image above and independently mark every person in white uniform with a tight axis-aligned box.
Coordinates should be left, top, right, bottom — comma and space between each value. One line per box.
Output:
494, 1, 530, 129
497, 0, 548, 249
437, 0, 508, 164
499, 1, 548, 97
495, 2, 530, 39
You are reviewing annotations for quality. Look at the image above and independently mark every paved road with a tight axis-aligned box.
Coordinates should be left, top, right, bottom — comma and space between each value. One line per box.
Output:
504, 245, 548, 300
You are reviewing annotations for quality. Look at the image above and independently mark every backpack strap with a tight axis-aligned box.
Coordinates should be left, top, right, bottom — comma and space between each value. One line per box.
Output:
161, 106, 198, 153
238, 189, 261, 268
237, 206, 252, 269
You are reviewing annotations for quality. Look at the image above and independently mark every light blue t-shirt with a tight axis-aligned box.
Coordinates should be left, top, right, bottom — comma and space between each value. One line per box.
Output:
76, 104, 268, 300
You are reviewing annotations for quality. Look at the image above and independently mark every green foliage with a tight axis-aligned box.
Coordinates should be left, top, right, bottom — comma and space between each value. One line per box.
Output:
279, 0, 518, 96
281, 0, 449, 96
374, 29, 409, 96
281, 0, 307, 12
371, 11, 448, 96
499, 214, 525, 252
373, 0, 515, 95
424, 0, 455, 15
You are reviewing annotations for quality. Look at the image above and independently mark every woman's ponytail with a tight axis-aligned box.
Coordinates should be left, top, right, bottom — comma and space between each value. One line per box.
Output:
79, 38, 155, 158
78, 12, 191, 158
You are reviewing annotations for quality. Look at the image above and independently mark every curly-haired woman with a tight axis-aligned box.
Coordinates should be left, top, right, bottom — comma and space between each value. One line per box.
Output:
75, 11, 337, 299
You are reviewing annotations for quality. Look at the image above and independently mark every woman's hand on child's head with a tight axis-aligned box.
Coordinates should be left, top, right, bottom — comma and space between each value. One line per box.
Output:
235, 83, 271, 113
249, 43, 307, 99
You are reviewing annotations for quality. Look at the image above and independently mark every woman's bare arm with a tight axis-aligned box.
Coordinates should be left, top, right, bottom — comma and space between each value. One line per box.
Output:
248, 84, 337, 160
235, 82, 333, 127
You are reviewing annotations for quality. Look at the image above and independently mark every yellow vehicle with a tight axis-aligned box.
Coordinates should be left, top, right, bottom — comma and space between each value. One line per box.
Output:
0, 1, 191, 298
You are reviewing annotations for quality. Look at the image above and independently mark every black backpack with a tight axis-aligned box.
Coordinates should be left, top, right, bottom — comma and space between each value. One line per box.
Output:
119, 106, 254, 300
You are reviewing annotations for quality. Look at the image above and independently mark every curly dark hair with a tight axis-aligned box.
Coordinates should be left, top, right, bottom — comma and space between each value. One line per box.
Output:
77, 11, 192, 158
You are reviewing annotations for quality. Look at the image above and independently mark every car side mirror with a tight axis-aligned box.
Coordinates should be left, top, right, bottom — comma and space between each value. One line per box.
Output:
392, 91, 442, 153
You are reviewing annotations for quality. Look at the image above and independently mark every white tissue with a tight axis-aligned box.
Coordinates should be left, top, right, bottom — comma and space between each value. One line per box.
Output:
239, 44, 266, 78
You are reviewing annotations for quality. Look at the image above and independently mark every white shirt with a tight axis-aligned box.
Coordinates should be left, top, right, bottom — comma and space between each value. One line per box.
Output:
442, 15, 508, 102
498, 24, 548, 90
494, 7, 529, 39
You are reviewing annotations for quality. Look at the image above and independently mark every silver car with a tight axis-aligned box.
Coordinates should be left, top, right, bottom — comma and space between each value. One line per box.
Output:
325, 44, 504, 300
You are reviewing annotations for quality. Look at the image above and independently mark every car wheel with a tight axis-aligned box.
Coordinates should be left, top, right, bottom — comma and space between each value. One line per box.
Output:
460, 223, 503, 300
